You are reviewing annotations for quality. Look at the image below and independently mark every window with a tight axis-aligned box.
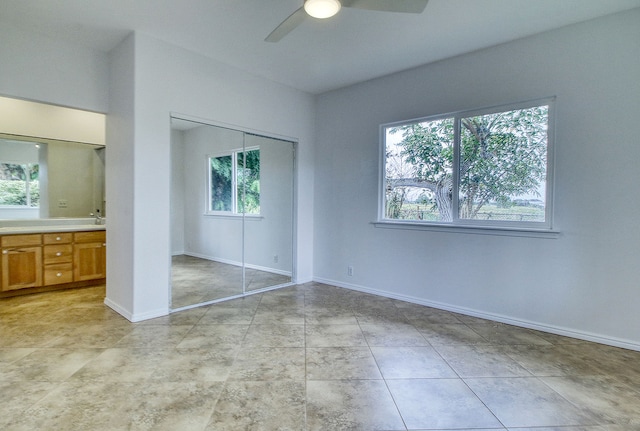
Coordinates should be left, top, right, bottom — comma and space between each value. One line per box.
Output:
380, 99, 554, 230
0, 162, 40, 207
208, 148, 260, 215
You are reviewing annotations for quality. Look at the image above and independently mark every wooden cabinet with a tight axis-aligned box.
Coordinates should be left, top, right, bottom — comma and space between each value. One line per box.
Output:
0, 229, 106, 296
73, 231, 106, 281
1, 234, 43, 291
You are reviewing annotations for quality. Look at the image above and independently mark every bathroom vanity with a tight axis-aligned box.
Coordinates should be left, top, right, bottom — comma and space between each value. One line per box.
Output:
0, 220, 106, 297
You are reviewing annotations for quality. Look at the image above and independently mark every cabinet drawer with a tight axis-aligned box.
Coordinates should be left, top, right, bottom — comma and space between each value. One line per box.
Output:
43, 244, 73, 264
43, 233, 73, 245
1, 234, 42, 248
44, 263, 74, 285
74, 231, 106, 244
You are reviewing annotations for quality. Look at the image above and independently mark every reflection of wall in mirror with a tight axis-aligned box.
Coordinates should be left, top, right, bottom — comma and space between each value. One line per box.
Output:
0, 139, 106, 220
47, 142, 105, 218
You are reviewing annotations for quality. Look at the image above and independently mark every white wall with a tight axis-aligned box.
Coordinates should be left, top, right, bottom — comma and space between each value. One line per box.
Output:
0, 24, 108, 114
107, 32, 315, 321
313, 10, 640, 350
104, 34, 136, 318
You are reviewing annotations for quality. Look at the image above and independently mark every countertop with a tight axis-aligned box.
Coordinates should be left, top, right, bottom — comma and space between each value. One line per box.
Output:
0, 225, 106, 235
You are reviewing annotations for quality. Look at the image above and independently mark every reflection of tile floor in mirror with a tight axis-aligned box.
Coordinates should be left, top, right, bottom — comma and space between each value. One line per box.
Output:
171, 255, 292, 309
2, 283, 640, 430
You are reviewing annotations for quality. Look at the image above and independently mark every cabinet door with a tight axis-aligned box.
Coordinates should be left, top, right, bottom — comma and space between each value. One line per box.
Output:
74, 242, 106, 281
1, 246, 43, 291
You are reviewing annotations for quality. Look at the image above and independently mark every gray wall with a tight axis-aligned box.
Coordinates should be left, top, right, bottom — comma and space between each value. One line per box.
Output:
313, 10, 640, 349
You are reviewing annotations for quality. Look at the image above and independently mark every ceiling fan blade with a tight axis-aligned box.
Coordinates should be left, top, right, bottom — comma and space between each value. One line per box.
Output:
341, 0, 428, 13
265, 6, 308, 42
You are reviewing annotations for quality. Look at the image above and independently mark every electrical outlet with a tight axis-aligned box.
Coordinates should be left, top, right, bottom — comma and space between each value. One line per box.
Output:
58, 199, 68, 208
273, 255, 279, 263
347, 265, 353, 276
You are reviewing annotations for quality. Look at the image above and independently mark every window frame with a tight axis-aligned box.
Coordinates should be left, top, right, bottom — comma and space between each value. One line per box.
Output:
378, 98, 557, 234
205, 146, 260, 217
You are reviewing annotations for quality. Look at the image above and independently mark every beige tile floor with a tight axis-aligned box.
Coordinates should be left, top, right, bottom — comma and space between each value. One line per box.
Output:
1, 282, 640, 430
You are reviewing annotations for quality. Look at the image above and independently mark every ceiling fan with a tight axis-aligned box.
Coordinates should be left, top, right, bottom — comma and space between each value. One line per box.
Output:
265, 0, 429, 42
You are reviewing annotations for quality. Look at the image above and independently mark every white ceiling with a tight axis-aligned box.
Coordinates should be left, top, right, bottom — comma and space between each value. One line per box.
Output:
2, 0, 639, 94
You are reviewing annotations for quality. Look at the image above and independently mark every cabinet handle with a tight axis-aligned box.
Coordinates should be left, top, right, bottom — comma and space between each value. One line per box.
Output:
56, 272, 62, 277
103, 243, 106, 247
2, 250, 6, 254
56, 237, 61, 241
56, 252, 62, 256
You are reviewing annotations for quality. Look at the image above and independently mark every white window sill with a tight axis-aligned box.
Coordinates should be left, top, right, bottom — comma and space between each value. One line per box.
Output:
204, 213, 263, 220
372, 220, 560, 239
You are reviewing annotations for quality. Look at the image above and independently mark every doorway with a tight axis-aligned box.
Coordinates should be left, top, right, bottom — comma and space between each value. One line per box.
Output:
170, 117, 295, 310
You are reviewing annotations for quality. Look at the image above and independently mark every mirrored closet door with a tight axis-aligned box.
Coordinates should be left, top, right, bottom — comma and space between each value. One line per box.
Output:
170, 117, 295, 310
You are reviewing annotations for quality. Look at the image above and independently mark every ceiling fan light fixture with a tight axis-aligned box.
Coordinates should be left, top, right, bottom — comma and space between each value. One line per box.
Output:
304, 0, 341, 19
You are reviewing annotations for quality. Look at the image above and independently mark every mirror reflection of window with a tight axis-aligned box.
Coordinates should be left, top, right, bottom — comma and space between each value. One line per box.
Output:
0, 162, 40, 207
0, 139, 41, 219
208, 147, 260, 215
210, 154, 233, 212
237, 148, 260, 215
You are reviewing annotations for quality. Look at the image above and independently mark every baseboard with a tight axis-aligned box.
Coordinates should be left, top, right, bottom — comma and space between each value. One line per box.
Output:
129, 308, 169, 323
312, 276, 640, 352
104, 297, 134, 321
183, 252, 292, 277
104, 298, 169, 323
295, 275, 314, 284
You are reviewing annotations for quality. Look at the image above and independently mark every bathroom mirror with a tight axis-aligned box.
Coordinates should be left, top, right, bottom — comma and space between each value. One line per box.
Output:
170, 117, 295, 309
0, 134, 105, 220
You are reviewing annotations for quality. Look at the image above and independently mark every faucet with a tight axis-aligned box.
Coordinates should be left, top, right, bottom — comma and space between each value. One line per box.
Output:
90, 209, 103, 225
